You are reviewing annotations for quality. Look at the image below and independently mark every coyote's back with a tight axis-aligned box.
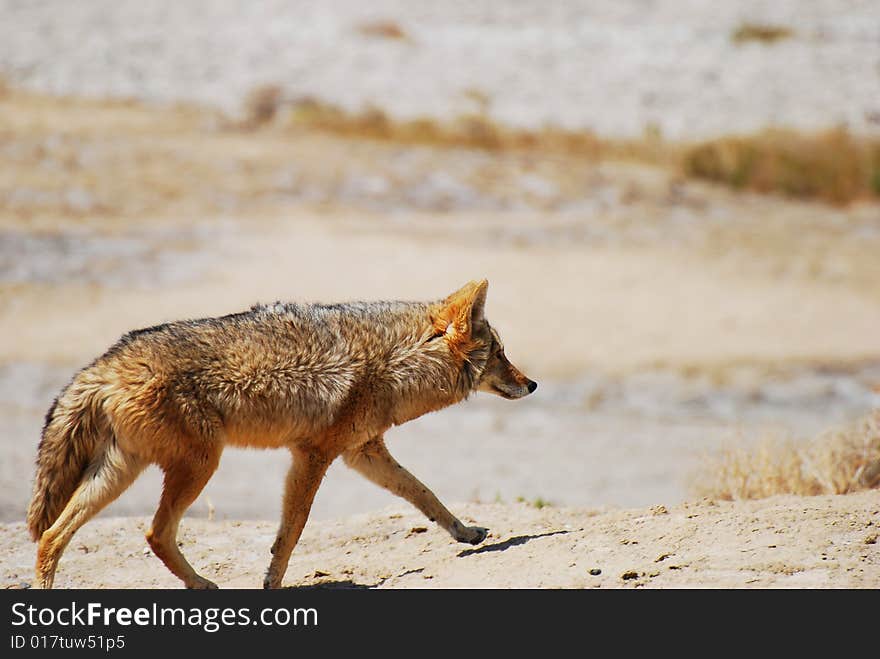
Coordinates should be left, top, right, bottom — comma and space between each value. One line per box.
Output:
28, 280, 536, 588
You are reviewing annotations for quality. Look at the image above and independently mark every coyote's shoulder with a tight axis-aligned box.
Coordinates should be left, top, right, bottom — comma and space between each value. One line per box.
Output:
28, 280, 536, 589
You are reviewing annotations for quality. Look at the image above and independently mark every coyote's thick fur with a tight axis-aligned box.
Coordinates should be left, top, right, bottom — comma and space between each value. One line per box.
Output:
27, 280, 536, 588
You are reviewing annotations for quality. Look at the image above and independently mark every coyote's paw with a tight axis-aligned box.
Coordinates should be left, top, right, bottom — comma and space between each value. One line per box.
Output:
186, 575, 219, 590
455, 525, 489, 545
263, 572, 282, 589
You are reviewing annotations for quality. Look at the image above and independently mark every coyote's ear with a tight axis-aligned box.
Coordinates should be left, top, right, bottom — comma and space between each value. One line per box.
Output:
435, 279, 489, 340
467, 278, 488, 326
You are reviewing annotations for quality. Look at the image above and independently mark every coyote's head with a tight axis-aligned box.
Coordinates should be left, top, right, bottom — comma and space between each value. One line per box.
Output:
429, 280, 537, 400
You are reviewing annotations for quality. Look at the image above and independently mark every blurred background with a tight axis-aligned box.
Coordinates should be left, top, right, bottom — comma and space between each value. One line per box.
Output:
1, 0, 879, 524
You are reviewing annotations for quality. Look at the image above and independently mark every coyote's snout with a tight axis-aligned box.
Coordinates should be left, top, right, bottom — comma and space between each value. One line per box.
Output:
478, 327, 537, 400
27, 279, 535, 589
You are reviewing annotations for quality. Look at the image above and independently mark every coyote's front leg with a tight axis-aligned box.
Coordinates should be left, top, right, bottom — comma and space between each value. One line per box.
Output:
264, 448, 332, 589
344, 437, 488, 545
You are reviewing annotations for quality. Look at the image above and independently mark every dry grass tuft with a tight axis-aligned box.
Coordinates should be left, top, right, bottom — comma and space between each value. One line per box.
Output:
272, 93, 880, 205
284, 98, 606, 156
462, 88, 492, 114
731, 23, 794, 45
693, 411, 880, 500
242, 84, 285, 128
683, 128, 880, 205
357, 20, 409, 41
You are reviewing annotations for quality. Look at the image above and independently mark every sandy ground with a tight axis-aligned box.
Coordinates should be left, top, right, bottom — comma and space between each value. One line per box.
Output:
1, 1, 878, 138
6, 216, 880, 374
3, 493, 878, 588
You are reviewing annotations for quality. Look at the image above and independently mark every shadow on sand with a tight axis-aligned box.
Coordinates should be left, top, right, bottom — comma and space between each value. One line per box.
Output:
280, 532, 570, 587
457, 530, 569, 558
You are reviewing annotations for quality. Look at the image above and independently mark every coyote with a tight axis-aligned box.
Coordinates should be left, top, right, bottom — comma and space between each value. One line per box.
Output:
27, 280, 536, 589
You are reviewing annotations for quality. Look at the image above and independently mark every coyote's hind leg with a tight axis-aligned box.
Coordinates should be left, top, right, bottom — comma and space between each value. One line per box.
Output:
146, 446, 221, 589
36, 445, 145, 589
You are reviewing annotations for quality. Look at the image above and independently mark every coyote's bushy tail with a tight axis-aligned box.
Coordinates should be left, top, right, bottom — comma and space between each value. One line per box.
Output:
27, 374, 109, 541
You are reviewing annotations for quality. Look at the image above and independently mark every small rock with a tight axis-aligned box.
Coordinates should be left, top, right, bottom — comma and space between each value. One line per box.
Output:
655, 553, 673, 563
621, 570, 640, 580
313, 570, 330, 578
865, 534, 878, 545
650, 505, 669, 515
589, 568, 602, 576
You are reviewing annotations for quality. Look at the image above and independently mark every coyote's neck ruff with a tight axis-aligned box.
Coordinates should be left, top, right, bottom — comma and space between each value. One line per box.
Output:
28, 279, 536, 589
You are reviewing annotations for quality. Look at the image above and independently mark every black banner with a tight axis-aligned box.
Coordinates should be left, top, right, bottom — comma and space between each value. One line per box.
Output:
0, 588, 869, 652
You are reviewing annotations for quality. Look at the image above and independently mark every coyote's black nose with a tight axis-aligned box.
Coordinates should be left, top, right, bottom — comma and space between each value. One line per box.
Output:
527, 381, 538, 393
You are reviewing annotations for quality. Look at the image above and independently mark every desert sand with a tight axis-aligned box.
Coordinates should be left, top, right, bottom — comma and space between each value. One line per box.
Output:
2, 0, 878, 138
3, 493, 878, 589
